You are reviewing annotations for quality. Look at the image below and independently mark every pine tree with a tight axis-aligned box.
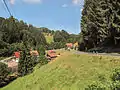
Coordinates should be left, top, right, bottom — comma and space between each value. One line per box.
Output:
81, 0, 100, 49
36, 45, 48, 67
18, 44, 34, 76
80, 0, 120, 50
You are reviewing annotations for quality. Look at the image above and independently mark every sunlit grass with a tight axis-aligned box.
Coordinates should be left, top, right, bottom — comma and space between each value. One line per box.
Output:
1, 51, 120, 90
44, 33, 53, 44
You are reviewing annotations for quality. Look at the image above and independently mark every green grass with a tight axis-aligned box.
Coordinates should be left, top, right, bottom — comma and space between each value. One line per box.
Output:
1, 51, 120, 90
45, 35, 53, 44
43, 33, 53, 44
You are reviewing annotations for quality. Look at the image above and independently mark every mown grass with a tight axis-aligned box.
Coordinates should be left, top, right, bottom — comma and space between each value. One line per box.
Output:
1, 51, 120, 90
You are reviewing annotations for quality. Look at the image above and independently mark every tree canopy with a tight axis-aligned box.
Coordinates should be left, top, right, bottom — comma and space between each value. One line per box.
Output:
80, 0, 120, 50
0, 16, 47, 57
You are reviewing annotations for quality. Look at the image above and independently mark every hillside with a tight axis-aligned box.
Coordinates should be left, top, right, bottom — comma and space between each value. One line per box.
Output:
1, 50, 120, 90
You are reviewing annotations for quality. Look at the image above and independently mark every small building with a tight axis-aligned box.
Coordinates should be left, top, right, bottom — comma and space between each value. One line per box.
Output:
66, 43, 73, 50
73, 42, 79, 50
14, 52, 20, 58
30, 50, 39, 56
8, 60, 18, 73
0, 56, 18, 73
47, 50, 57, 59
13, 51, 21, 62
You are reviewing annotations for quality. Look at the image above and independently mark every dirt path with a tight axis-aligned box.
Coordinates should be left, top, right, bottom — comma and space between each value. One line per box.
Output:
0, 56, 13, 63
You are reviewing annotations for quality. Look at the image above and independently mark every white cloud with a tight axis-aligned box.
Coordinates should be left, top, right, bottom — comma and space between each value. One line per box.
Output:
72, 0, 84, 5
80, 8, 83, 12
23, 0, 42, 4
72, 0, 79, 5
9, 0, 15, 5
62, 4, 68, 8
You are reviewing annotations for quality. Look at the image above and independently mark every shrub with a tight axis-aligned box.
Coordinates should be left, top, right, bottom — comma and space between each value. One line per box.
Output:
111, 81, 120, 90
38, 55, 48, 66
0, 62, 9, 87
85, 84, 106, 90
37, 45, 45, 56
0, 48, 8, 57
111, 68, 120, 81
110, 68, 120, 90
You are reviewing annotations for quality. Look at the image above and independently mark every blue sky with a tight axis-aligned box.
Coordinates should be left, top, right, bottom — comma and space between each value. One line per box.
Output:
0, 0, 84, 34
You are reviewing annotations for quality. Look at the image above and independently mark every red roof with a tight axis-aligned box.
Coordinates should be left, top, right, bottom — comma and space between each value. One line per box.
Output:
14, 52, 20, 58
66, 43, 73, 48
48, 50, 56, 53
48, 50, 57, 58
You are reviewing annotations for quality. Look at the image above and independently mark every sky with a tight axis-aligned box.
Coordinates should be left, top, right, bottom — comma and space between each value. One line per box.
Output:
0, 0, 84, 34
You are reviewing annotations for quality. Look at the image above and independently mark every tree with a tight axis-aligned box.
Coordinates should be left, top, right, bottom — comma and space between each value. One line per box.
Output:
18, 44, 35, 76
53, 31, 65, 42
61, 30, 70, 39
80, 0, 120, 50
53, 30, 71, 42
37, 45, 45, 55
36, 45, 48, 67
0, 16, 47, 57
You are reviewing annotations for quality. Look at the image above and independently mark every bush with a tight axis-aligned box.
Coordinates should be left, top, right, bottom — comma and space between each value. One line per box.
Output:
0, 62, 9, 87
38, 55, 48, 66
111, 68, 120, 81
0, 62, 9, 79
85, 83, 106, 90
111, 81, 120, 90
0, 48, 8, 57
36, 45, 45, 55
85, 68, 120, 90
110, 68, 120, 90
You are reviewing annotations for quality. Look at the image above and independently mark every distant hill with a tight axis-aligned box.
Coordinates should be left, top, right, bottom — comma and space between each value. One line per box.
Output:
1, 50, 120, 90
39, 28, 80, 45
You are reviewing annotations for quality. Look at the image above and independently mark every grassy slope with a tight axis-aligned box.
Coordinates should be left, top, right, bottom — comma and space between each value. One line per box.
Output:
1, 51, 120, 90
45, 35, 53, 44
44, 33, 53, 44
